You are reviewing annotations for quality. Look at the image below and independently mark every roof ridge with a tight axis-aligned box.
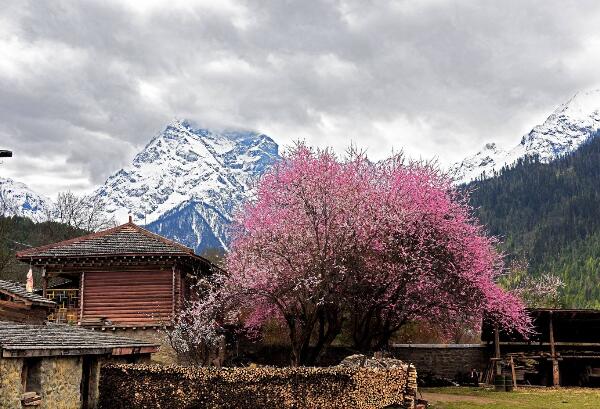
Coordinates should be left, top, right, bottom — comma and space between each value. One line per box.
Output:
0, 280, 56, 306
126, 223, 195, 254
16, 223, 128, 258
14, 221, 213, 264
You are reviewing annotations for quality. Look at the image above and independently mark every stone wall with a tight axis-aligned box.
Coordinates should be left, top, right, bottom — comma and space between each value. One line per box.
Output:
390, 344, 488, 380
38, 356, 83, 409
0, 358, 23, 408
99, 364, 418, 409
0, 356, 84, 409
107, 328, 176, 364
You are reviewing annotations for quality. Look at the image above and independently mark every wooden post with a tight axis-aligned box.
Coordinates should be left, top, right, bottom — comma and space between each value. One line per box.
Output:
172, 265, 176, 322
79, 272, 85, 324
41, 267, 48, 298
494, 325, 501, 375
510, 356, 517, 390
549, 311, 560, 387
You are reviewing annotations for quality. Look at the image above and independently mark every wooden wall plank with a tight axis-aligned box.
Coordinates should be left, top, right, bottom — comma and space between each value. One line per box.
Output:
82, 269, 173, 326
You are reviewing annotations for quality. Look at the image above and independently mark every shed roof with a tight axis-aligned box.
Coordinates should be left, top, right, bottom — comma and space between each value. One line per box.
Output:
16, 220, 199, 260
482, 308, 600, 343
0, 280, 56, 307
0, 321, 158, 357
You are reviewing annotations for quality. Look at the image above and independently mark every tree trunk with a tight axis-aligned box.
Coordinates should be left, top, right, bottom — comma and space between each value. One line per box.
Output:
303, 307, 343, 365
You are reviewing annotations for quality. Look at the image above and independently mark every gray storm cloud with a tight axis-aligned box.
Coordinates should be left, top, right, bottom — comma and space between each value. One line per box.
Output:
1, 0, 600, 196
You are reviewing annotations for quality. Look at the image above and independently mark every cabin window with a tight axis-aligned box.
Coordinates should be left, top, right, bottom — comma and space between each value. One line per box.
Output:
22, 358, 42, 393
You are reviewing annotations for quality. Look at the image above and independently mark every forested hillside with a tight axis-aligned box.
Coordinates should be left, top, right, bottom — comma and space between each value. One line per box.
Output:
468, 132, 600, 307
0, 216, 86, 282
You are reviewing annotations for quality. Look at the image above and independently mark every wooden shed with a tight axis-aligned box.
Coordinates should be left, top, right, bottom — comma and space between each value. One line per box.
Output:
482, 309, 600, 387
0, 320, 157, 408
15, 218, 217, 329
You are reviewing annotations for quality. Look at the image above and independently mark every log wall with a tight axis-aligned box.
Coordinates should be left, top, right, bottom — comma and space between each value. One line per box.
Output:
81, 268, 175, 326
0, 301, 49, 324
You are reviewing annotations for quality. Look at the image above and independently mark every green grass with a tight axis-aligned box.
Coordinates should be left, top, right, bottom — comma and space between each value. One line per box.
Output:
421, 386, 600, 409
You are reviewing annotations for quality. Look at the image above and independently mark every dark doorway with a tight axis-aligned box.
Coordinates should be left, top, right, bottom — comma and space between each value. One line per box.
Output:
80, 356, 100, 409
22, 358, 42, 393
81, 357, 92, 409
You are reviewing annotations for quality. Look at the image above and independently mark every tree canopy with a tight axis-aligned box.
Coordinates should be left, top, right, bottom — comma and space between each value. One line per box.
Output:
185, 145, 531, 365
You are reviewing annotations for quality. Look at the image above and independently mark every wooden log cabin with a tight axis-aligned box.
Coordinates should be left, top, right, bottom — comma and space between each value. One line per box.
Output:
0, 319, 157, 409
15, 217, 217, 329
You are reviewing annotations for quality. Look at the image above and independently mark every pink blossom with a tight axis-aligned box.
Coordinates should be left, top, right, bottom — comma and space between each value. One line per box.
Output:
215, 144, 529, 364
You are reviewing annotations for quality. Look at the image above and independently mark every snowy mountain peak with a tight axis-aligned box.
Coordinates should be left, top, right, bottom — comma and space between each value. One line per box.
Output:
96, 120, 280, 253
451, 89, 600, 184
555, 89, 600, 120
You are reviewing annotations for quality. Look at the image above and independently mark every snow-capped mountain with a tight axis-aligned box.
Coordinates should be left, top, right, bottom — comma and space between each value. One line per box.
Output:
0, 177, 52, 221
451, 89, 600, 184
95, 119, 280, 254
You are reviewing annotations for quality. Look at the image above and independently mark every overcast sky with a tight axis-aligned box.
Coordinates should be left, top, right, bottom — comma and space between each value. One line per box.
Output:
2, 0, 600, 197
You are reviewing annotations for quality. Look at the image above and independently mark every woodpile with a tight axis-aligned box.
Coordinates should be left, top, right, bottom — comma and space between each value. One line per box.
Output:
339, 354, 409, 369
99, 363, 419, 409
21, 392, 41, 406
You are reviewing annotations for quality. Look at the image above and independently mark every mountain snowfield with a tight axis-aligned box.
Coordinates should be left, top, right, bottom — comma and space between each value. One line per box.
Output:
0, 177, 52, 221
450, 89, 600, 183
0, 120, 279, 254
95, 119, 279, 253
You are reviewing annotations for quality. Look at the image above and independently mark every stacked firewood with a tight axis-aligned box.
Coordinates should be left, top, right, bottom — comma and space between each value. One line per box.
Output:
21, 392, 41, 406
99, 363, 419, 409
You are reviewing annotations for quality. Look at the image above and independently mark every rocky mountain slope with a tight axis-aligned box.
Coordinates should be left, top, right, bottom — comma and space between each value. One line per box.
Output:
451, 89, 600, 183
95, 119, 280, 254
0, 177, 51, 221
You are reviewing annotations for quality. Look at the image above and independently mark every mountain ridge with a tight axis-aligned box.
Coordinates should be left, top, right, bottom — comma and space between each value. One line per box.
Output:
94, 119, 280, 254
451, 89, 600, 184
4, 89, 600, 256
467, 132, 600, 307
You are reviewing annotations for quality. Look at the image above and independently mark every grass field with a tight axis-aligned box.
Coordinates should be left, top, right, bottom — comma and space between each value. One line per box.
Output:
421, 387, 600, 409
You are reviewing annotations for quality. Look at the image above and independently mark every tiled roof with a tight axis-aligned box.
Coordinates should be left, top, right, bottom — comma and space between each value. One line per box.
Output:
0, 280, 56, 307
0, 321, 158, 357
16, 221, 197, 259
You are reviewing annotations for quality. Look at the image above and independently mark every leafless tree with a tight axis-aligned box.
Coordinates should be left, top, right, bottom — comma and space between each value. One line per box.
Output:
46, 192, 116, 232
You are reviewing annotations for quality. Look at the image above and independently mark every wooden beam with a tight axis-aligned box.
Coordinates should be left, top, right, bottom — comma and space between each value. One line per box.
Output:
497, 341, 600, 347
79, 272, 85, 324
171, 265, 176, 320
510, 356, 517, 390
41, 267, 48, 298
549, 311, 560, 387
2, 348, 113, 358
494, 325, 501, 375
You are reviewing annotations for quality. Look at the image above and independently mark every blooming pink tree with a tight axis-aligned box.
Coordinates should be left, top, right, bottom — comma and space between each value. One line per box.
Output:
347, 157, 530, 350
225, 144, 531, 366
167, 274, 232, 365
